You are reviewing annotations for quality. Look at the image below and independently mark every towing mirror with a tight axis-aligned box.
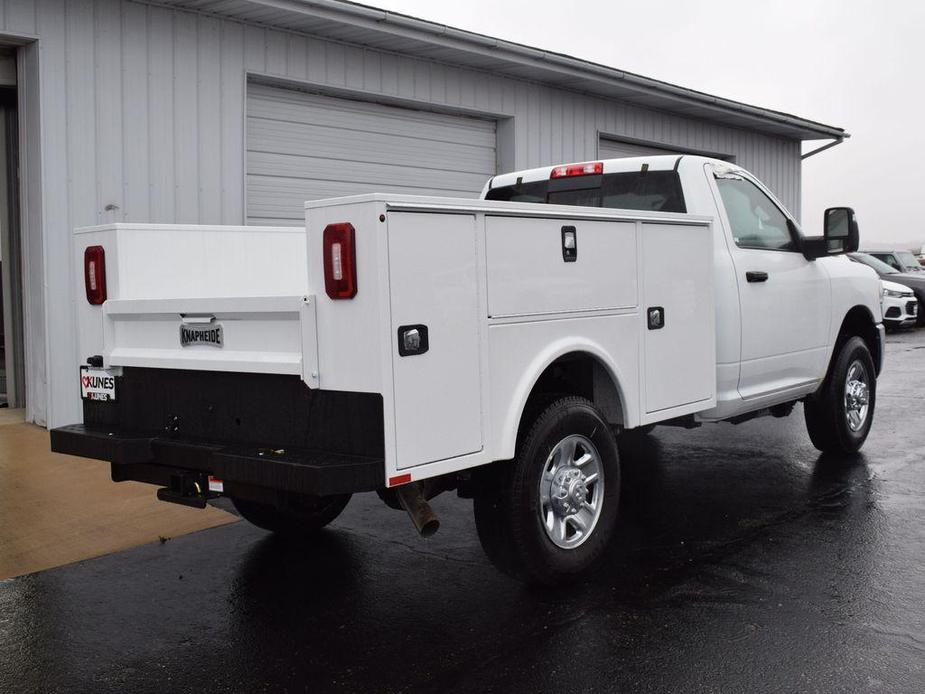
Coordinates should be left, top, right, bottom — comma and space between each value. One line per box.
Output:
803, 207, 859, 260
823, 207, 859, 253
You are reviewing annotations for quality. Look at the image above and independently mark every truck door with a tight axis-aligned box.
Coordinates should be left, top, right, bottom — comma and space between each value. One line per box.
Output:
710, 169, 830, 399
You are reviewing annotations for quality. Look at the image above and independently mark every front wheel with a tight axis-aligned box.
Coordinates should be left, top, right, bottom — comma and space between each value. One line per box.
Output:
231, 492, 351, 536
473, 396, 621, 585
804, 336, 876, 454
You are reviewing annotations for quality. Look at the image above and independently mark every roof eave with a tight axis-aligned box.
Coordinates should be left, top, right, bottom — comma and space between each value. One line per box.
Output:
168, 0, 848, 141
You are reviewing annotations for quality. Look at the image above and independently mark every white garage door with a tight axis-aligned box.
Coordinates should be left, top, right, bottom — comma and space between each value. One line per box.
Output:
246, 83, 497, 225
598, 138, 680, 160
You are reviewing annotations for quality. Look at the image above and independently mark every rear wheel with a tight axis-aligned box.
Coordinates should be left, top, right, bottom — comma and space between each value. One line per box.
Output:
473, 396, 620, 585
804, 335, 876, 454
231, 492, 351, 536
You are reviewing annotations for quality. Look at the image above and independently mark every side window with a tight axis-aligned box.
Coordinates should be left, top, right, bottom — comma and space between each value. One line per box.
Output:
715, 176, 795, 251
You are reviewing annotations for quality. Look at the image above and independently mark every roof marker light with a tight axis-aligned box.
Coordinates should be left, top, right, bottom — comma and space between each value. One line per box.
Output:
550, 162, 603, 179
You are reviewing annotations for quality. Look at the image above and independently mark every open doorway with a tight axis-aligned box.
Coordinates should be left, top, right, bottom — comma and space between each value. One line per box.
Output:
0, 47, 23, 409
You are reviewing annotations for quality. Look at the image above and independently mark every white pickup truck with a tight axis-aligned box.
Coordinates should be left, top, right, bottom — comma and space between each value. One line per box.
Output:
52, 155, 882, 584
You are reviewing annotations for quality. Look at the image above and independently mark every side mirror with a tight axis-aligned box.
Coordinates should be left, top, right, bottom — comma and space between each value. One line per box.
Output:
823, 207, 859, 254
802, 207, 860, 260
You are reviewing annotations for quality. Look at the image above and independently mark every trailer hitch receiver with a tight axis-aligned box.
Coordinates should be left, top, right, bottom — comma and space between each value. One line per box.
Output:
155, 470, 217, 509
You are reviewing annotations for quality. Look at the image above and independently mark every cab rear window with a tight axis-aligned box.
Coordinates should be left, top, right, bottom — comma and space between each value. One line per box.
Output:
485, 170, 686, 213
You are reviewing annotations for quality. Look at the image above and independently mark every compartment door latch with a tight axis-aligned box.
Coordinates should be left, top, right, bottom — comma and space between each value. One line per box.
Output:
647, 307, 665, 330
561, 226, 577, 262
398, 324, 429, 356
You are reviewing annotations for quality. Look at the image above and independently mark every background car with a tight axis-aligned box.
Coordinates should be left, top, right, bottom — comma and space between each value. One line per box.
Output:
849, 252, 925, 326
864, 249, 924, 273
881, 279, 918, 330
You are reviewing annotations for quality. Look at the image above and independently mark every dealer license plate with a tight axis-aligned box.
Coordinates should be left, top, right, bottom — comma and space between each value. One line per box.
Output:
80, 366, 118, 401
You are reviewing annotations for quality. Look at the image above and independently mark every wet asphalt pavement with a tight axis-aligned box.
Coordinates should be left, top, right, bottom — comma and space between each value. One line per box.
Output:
2, 331, 924, 693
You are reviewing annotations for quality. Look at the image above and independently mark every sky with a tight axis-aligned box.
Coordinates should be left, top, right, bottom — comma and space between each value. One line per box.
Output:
371, 0, 924, 250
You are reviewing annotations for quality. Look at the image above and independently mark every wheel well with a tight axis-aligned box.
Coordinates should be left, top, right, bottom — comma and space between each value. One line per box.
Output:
835, 305, 881, 375
518, 353, 624, 440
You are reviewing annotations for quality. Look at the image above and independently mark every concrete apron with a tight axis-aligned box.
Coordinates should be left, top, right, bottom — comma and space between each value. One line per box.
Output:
0, 409, 236, 579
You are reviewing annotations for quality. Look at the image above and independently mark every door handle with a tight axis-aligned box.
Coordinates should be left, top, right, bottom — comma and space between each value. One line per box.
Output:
746, 271, 769, 283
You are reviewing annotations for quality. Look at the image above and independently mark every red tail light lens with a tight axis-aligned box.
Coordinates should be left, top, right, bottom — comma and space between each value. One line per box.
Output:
84, 245, 107, 305
323, 223, 357, 299
550, 162, 603, 179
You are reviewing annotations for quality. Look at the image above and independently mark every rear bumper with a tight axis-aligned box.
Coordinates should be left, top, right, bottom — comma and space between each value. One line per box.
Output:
50, 424, 384, 496
58, 367, 386, 497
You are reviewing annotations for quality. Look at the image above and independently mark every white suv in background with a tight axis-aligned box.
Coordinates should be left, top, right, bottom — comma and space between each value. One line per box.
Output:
881, 279, 918, 330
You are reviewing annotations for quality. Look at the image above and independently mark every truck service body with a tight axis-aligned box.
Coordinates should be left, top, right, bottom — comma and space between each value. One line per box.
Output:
52, 155, 883, 583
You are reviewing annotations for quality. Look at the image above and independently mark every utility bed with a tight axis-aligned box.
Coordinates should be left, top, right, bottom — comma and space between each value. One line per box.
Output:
53, 195, 715, 495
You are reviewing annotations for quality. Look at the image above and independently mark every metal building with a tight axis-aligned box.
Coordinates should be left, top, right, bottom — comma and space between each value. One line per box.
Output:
0, 0, 845, 428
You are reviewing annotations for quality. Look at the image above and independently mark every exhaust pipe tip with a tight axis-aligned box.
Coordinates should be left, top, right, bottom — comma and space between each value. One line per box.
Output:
419, 517, 440, 538
395, 482, 440, 538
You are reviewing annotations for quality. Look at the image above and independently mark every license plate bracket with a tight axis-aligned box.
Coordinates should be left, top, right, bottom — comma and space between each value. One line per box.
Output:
80, 365, 119, 401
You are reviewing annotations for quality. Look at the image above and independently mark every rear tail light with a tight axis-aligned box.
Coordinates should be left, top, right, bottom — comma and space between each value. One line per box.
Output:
550, 162, 603, 179
84, 245, 107, 305
323, 223, 357, 299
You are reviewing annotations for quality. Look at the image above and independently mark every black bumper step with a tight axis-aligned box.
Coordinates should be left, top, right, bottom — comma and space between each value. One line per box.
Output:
50, 424, 384, 496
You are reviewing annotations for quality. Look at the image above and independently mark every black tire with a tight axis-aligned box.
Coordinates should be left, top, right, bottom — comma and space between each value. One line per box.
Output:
804, 336, 876, 454
473, 396, 621, 585
471, 464, 522, 578
231, 492, 351, 536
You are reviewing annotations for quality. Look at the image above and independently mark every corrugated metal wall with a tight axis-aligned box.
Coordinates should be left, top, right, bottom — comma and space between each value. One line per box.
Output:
0, 0, 802, 427
599, 138, 685, 160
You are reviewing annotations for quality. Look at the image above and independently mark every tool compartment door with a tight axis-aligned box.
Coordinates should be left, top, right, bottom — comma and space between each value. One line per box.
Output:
642, 222, 715, 414
485, 216, 637, 317
387, 212, 482, 469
